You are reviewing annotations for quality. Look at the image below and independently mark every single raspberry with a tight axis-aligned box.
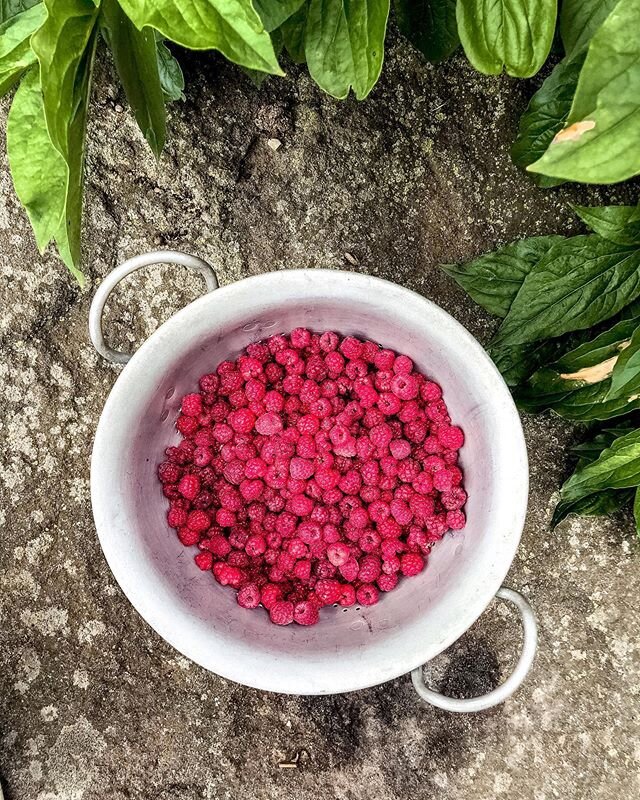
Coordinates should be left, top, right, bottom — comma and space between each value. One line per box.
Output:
326, 542, 350, 567
237, 583, 261, 608
260, 583, 283, 609
437, 425, 465, 450
178, 527, 200, 546
373, 349, 395, 370
269, 600, 294, 625
377, 573, 399, 592
293, 559, 312, 581
181, 393, 203, 417
382, 555, 401, 574
446, 510, 466, 530
158, 462, 181, 484
440, 487, 467, 510
356, 584, 379, 606
187, 510, 211, 532
319, 331, 339, 351
176, 415, 198, 435
297, 520, 322, 543
315, 578, 342, 605
358, 555, 382, 582
338, 584, 356, 607
393, 354, 413, 374
339, 558, 359, 582
421, 380, 442, 402
208, 535, 232, 558
433, 470, 454, 492
369, 423, 393, 449
194, 551, 213, 571
178, 474, 200, 500
400, 553, 424, 577
294, 600, 319, 625
255, 412, 283, 436
167, 508, 188, 528
199, 373, 219, 393
339, 336, 363, 360
390, 373, 418, 400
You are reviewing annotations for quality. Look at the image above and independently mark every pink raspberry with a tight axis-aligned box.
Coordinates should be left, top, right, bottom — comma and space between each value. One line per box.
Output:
355, 384, 379, 408
369, 423, 393, 450
199, 373, 219, 393
440, 487, 467, 510
289, 457, 314, 480
359, 529, 382, 553
356, 584, 379, 606
338, 584, 356, 607
390, 373, 418, 400
294, 600, 319, 625
390, 499, 412, 526
376, 392, 402, 416
338, 470, 362, 495
421, 380, 442, 402
358, 555, 381, 582
239, 479, 265, 501
245, 534, 267, 556
237, 583, 261, 608
382, 555, 400, 574
260, 583, 283, 609
327, 542, 350, 566
377, 573, 398, 592
293, 559, 312, 581
305, 354, 328, 381
289, 327, 312, 348
158, 462, 181, 484
270, 600, 294, 625
297, 521, 322, 544
433, 469, 454, 492
194, 551, 213, 571
393, 354, 413, 374
187, 510, 210, 532
181, 393, 203, 417
255, 412, 283, 435
178, 474, 200, 500
288, 494, 313, 517
373, 349, 395, 370
319, 331, 339, 351
212, 563, 244, 587
437, 425, 465, 450
339, 336, 363, 360
377, 517, 401, 539
178, 527, 200, 546
446, 510, 466, 530
400, 553, 424, 577
409, 494, 435, 520
208, 535, 231, 558
315, 578, 342, 605
339, 558, 359, 582
167, 508, 188, 528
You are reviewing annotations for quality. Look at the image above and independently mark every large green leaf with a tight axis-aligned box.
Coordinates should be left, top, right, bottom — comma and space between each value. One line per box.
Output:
30, 0, 98, 277
156, 39, 185, 101
0, 2, 46, 96
456, 0, 557, 78
511, 51, 585, 187
559, 0, 621, 57
117, 0, 282, 73
253, 0, 304, 31
394, 0, 458, 63
442, 235, 563, 318
493, 236, 640, 348
572, 203, 640, 247
100, 0, 166, 157
607, 325, 640, 401
0, 0, 39, 24
304, 0, 390, 99
558, 427, 640, 506
279, 1, 306, 62
7, 68, 83, 283
529, 0, 640, 184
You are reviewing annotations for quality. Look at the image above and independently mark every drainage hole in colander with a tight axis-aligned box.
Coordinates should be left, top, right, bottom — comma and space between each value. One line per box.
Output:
160, 409, 169, 421
165, 386, 175, 399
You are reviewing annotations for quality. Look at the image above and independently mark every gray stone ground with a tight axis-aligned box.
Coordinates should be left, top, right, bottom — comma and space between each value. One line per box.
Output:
1, 33, 639, 800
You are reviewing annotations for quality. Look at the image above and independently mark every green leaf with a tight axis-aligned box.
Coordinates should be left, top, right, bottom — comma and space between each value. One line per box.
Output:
279, 1, 306, 62
30, 0, 98, 277
572, 427, 635, 465
528, 0, 640, 184
442, 235, 563, 318
156, 39, 185, 102
304, 0, 390, 100
455, 0, 557, 78
607, 324, 640, 401
511, 51, 585, 187
493, 236, 640, 348
253, 0, 304, 31
0, 0, 39, 24
239, 27, 283, 85
490, 339, 568, 387
572, 203, 640, 247
633, 486, 640, 535
558, 427, 640, 507
552, 487, 633, 527
560, 0, 621, 57
7, 68, 84, 283
0, 2, 46, 96
100, 0, 166, 157
117, 0, 283, 74
394, 0, 458, 63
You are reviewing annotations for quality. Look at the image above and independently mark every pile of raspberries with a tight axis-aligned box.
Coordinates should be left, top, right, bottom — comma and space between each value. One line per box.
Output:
157, 329, 466, 626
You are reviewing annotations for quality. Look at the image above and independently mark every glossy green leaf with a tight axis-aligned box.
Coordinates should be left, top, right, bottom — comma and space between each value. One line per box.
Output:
394, 0, 458, 63
117, 0, 283, 74
572, 203, 640, 247
456, 0, 557, 78
304, 0, 390, 99
101, 0, 166, 157
552, 486, 633, 527
253, 0, 304, 31
0, 2, 46, 96
156, 39, 185, 102
490, 339, 568, 387
558, 428, 640, 508
0, 0, 39, 24
529, 0, 640, 184
442, 235, 563, 318
30, 0, 98, 277
572, 427, 635, 464
7, 68, 83, 283
560, 0, 620, 56
493, 236, 640, 348
279, 1, 306, 62
607, 324, 640, 400
511, 51, 585, 187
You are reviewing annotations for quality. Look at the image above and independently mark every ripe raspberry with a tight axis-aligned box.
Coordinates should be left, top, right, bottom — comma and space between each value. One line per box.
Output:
158, 462, 181, 484
167, 508, 188, 528
315, 578, 342, 605
393, 354, 413, 374
440, 487, 467, 510
208, 535, 232, 558
176, 415, 198, 435
369, 423, 392, 449
260, 583, 283, 609
356, 584, 379, 606
228, 408, 256, 434
293, 559, 312, 581
194, 551, 213, 571
269, 600, 294, 625
390, 373, 418, 400
199, 373, 219, 393
373, 349, 395, 370
212, 563, 244, 587
400, 553, 424, 577
212, 423, 234, 443
339, 558, 359, 582
358, 555, 381, 582
377, 573, 398, 592
446, 510, 466, 530
382, 555, 400, 574
319, 331, 339, 351
390, 499, 412, 526
437, 425, 465, 450
339, 336, 363, 360
255, 412, 283, 436
327, 542, 350, 566
359, 529, 382, 553
181, 393, 203, 417
187, 510, 210, 532
421, 380, 442, 402
294, 599, 320, 625
297, 520, 322, 543
237, 583, 261, 608
433, 469, 454, 492
338, 584, 356, 607
178, 474, 200, 500
245, 534, 267, 556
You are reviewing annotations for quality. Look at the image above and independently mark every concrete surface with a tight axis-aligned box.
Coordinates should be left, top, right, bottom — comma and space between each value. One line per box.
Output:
1, 32, 640, 800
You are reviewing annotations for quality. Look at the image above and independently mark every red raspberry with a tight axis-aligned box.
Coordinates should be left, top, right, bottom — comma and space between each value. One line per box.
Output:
355, 384, 379, 408
215, 508, 236, 527
178, 527, 200, 546
255, 412, 283, 435
377, 517, 401, 539
315, 467, 340, 490
194, 551, 213, 571
315, 559, 336, 578
339, 558, 359, 582
338, 470, 362, 495
212, 563, 244, 587
356, 584, 379, 606
315, 578, 342, 605
178, 474, 200, 500
359, 529, 382, 553
289, 457, 314, 480
350, 508, 369, 529
440, 487, 467, 510
208, 535, 231, 558
389, 439, 411, 460
297, 520, 321, 543
390, 373, 418, 400
237, 583, 261, 608
199, 373, 219, 393
382, 555, 400, 574
393, 354, 413, 374
322, 524, 340, 543
373, 349, 395, 370
228, 408, 256, 434
319, 331, 339, 351
338, 584, 356, 607
260, 583, 283, 609
377, 573, 398, 592
293, 559, 312, 581
446, 510, 466, 530
176, 415, 198, 435
305, 354, 328, 381
269, 600, 294, 625
369, 423, 392, 449
181, 393, 203, 417
245, 534, 267, 556
358, 555, 381, 582
158, 462, 181, 484
294, 600, 319, 625
187, 510, 210, 532
437, 425, 465, 450
244, 457, 267, 479
389, 499, 412, 526
409, 494, 435, 520
339, 336, 363, 360
326, 542, 350, 566
167, 508, 188, 528
400, 553, 424, 577
421, 380, 442, 402
433, 470, 454, 492
239, 479, 265, 501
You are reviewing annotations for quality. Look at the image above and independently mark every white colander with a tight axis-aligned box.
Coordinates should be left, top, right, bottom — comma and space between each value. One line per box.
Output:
89, 251, 536, 712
